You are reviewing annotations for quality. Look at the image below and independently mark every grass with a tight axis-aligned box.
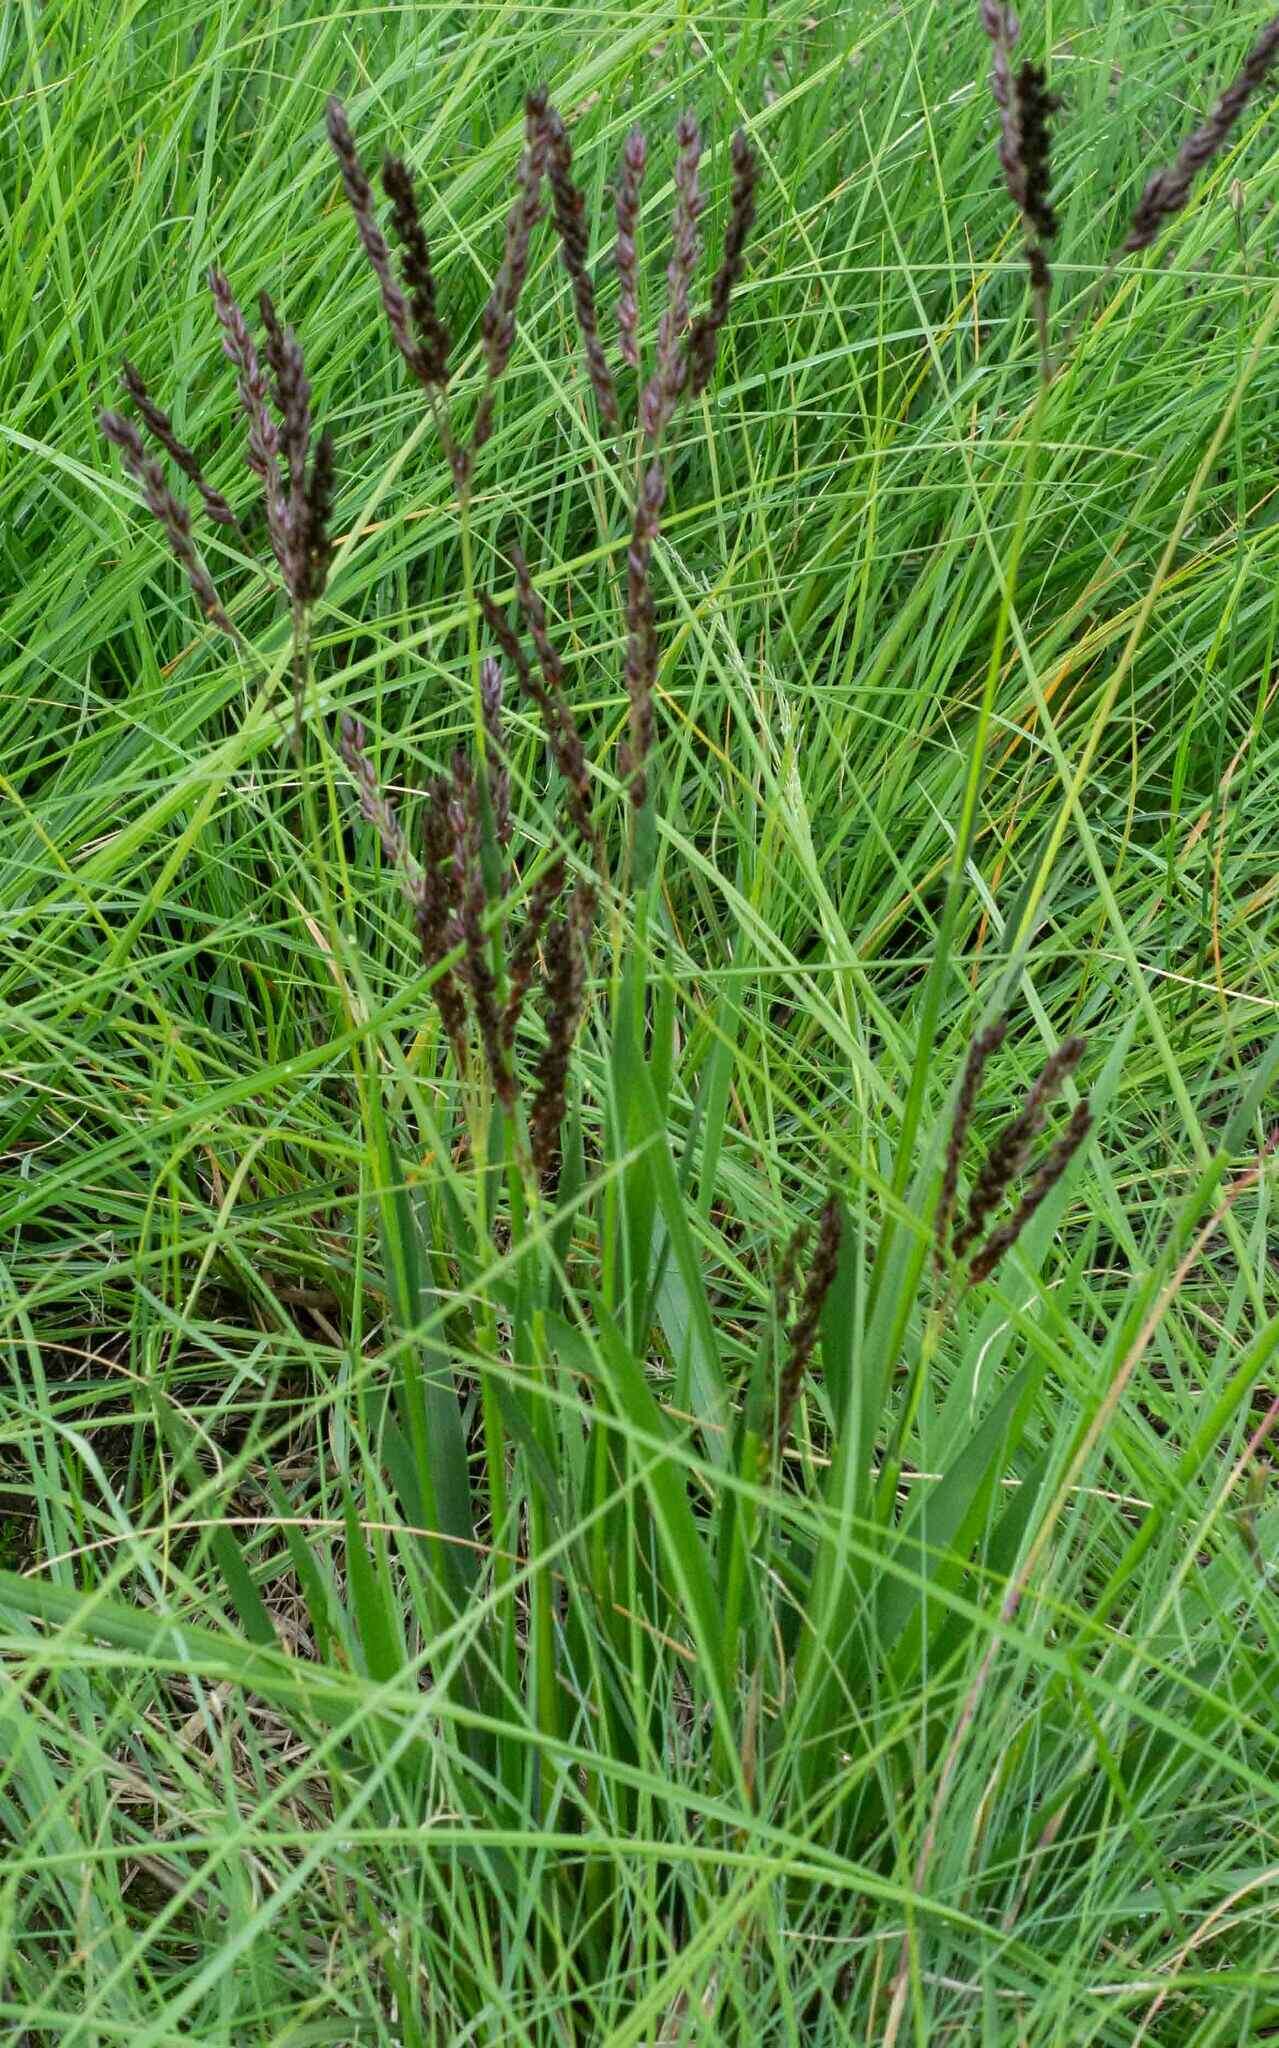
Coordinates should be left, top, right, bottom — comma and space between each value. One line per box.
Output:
6, 0, 1279, 2041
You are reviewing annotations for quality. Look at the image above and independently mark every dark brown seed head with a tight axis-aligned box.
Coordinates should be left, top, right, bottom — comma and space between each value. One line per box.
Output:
256, 290, 287, 410
254, 289, 305, 588
339, 721, 475, 1067
461, 90, 551, 487
119, 358, 239, 532
208, 267, 289, 572
502, 855, 566, 1051
1026, 243, 1052, 292
530, 879, 595, 1179
417, 778, 469, 1065
977, 44, 1059, 377
300, 426, 336, 604
953, 1033, 1085, 1261
687, 129, 759, 398
1124, 14, 1279, 252
447, 759, 512, 1106
980, 5, 1028, 224
640, 109, 703, 441
933, 1015, 1008, 1272
981, 0, 1058, 277
339, 713, 407, 870
381, 152, 452, 384
968, 1099, 1092, 1284
485, 557, 597, 854
258, 295, 309, 492
99, 407, 232, 633
614, 125, 648, 370
774, 1196, 843, 1461
327, 96, 430, 383
257, 295, 313, 604
1010, 61, 1059, 244
541, 102, 619, 427
979, 1, 1020, 115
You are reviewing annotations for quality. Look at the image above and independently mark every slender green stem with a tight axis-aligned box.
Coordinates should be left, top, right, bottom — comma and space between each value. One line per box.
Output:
871, 380, 1050, 1312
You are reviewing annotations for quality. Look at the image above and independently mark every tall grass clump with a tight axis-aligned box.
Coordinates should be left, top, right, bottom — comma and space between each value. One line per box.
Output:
6, 5, 1279, 2040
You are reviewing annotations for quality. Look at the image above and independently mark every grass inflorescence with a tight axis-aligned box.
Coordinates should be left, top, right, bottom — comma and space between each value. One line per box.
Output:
12, 5, 1279, 2040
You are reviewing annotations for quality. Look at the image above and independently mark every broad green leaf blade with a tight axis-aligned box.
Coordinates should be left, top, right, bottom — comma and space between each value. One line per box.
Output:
589, 1302, 734, 1749
363, 1076, 475, 1593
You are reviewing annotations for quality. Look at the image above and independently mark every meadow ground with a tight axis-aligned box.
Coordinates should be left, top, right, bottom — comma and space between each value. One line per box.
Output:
5, 0, 1279, 2041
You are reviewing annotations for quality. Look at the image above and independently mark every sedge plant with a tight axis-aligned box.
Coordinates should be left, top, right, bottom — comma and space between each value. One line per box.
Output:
7, 9, 1279, 2038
